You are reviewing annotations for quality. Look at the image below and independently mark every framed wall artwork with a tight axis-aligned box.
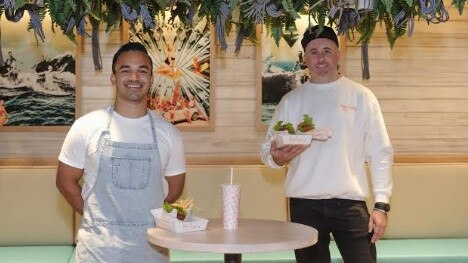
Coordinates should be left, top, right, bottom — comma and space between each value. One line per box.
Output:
256, 17, 311, 131
124, 14, 215, 131
0, 14, 81, 132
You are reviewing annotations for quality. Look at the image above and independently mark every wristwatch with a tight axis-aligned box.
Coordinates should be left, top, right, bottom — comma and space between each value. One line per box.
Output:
374, 202, 390, 213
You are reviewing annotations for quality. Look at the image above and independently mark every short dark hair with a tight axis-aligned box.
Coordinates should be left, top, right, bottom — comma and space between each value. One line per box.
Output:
112, 42, 153, 74
301, 25, 339, 50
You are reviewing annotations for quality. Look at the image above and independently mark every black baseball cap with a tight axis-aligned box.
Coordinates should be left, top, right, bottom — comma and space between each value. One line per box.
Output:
301, 25, 339, 50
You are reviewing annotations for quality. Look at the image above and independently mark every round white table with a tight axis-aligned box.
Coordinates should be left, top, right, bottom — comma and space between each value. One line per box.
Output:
147, 218, 318, 263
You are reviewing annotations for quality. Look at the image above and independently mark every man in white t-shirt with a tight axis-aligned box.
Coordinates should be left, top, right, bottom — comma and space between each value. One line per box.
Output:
56, 42, 186, 263
261, 26, 393, 263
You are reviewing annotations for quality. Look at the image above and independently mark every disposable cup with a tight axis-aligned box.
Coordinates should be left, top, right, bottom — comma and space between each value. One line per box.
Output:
221, 184, 241, 229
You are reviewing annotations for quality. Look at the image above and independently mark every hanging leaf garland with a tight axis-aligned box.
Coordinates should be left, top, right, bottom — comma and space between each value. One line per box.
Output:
0, 0, 466, 71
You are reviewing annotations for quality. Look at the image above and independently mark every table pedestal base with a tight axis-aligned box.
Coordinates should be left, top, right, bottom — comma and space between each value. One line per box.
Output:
224, 253, 242, 263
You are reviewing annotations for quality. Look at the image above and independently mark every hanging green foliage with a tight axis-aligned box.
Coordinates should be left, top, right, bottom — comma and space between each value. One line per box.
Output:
0, 0, 464, 70
453, 0, 467, 14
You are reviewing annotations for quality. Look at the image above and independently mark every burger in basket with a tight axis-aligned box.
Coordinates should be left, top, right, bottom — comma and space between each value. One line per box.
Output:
153, 198, 208, 233
273, 114, 315, 134
163, 198, 194, 221
273, 114, 331, 143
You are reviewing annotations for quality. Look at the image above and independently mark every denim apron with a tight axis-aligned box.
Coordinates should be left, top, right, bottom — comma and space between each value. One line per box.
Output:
75, 106, 168, 263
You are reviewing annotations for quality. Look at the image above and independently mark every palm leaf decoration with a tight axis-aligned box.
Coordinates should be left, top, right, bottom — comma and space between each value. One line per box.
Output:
453, 0, 467, 14
357, 11, 377, 44
0, 0, 465, 72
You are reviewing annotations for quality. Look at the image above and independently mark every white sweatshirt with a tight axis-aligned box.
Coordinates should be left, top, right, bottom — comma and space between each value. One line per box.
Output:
261, 76, 393, 203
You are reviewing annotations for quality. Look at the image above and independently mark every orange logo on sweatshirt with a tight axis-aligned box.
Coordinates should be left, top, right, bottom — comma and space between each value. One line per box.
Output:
339, 103, 357, 112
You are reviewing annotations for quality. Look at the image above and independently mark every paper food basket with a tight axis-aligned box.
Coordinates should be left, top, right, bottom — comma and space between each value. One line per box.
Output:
274, 128, 333, 147
274, 133, 313, 148
151, 208, 209, 233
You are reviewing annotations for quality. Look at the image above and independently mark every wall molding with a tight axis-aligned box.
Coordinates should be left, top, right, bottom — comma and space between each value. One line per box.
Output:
1, 155, 468, 167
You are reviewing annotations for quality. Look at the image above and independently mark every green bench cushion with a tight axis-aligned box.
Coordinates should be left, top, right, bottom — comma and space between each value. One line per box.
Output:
378, 239, 468, 263
0, 246, 75, 263
2, 239, 467, 263
170, 239, 468, 263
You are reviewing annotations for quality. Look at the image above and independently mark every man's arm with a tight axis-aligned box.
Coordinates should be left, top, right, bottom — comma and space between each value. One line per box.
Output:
164, 173, 185, 203
56, 161, 84, 215
364, 91, 394, 243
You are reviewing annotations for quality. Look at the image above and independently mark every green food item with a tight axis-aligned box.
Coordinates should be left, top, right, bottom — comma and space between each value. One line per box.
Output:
273, 120, 284, 131
163, 202, 187, 220
297, 114, 315, 132
273, 120, 296, 134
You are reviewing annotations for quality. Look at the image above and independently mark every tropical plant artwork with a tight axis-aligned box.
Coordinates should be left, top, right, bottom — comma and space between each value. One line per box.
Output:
0, 13, 77, 129
259, 16, 311, 126
128, 14, 213, 131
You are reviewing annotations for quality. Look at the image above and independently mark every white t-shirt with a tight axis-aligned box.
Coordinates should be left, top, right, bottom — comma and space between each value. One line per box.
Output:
59, 106, 186, 199
261, 76, 393, 203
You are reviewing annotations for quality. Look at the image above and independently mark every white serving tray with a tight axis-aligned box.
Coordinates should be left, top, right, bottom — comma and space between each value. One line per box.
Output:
151, 208, 209, 233
274, 133, 313, 148
274, 128, 332, 148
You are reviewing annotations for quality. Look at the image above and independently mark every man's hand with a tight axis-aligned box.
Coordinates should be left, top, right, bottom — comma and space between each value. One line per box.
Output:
270, 141, 309, 166
368, 210, 388, 243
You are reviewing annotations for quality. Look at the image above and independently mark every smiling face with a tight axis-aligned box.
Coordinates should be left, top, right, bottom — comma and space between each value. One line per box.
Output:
304, 38, 341, 84
110, 50, 153, 105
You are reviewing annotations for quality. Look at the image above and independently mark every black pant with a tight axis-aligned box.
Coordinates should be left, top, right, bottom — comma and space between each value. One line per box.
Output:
290, 198, 376, 263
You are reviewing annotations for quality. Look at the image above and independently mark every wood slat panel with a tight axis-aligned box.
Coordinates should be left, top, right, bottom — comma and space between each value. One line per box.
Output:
216, 86, 255, 99
392, 138, 468, 153
345, 46, 468, 60
213, 75, 255, 88
349, 75, 468, 88
387, 126, 468, 139
349, 35, 468, 48
215, 45, 256, 59
380, 100, 468, 113
371, 87, 468, 99
2, 12, 468, 160
2, 155, 468, 167
346, 59, 468, 73
214, 58, 254, 73
215, 99, 256, 113
383, 112, 468, 126
215, 112, 256, 126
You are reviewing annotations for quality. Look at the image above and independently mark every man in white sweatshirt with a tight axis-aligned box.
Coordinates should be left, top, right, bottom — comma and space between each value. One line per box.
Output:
261, 25, 393, 263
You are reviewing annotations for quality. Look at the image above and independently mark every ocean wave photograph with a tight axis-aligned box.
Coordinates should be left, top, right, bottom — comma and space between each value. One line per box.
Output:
0, 54, 76, 127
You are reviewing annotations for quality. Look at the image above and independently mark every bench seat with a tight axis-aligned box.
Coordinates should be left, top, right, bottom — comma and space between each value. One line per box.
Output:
377, 238, 468, 263
0, 246, 75, 263
1, 239, 467, 263
171, 239, 468, 263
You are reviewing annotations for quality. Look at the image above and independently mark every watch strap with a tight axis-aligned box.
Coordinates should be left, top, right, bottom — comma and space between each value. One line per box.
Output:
374, 202, 390, 213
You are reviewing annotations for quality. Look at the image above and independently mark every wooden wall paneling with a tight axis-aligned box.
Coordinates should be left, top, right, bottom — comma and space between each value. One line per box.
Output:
370, 87, 468, 99
343, 9, 468, 155
0, 132, 65, 158
1, 11, 468, 161
379, 100, 468, 112
383, 112, 468, 126
392, 139, 468, 154
2, 154, 468, 167
255, 25, 264, 132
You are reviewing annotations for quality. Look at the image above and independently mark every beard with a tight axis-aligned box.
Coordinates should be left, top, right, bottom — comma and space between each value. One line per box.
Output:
116, 89, 147, 104
127, 91, 145, 102
118, 81, 149, 103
